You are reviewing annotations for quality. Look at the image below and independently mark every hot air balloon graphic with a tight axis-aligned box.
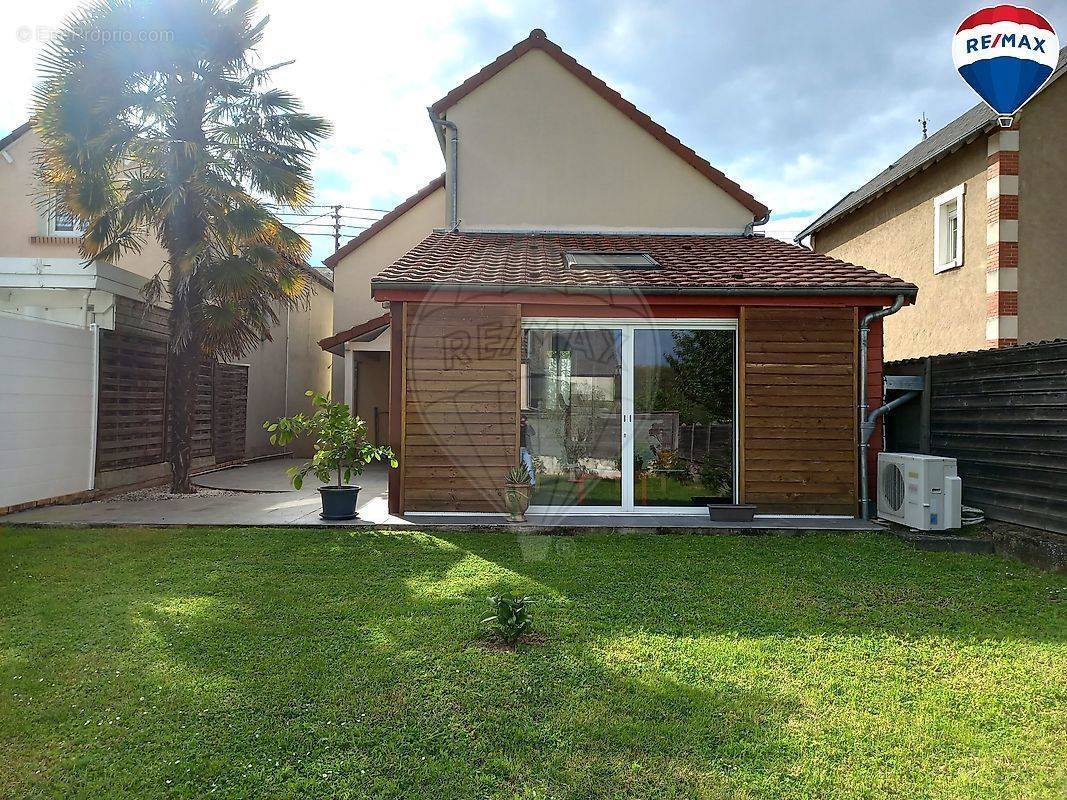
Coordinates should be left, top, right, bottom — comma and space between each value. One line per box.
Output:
953, 5, 1060, 126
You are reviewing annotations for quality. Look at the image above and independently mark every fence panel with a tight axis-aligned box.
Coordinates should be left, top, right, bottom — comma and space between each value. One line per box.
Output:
886, 340, 1067, 533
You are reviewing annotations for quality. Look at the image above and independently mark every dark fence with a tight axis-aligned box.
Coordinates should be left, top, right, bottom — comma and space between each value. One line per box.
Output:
96, 296, 248, 474
885, 340, 1067, 533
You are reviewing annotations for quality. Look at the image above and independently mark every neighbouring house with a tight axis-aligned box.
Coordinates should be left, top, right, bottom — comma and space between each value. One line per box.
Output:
318, 174, 445, 445
0, 121, 335, 512
324, 29, 917, 519
798, 46, 1067, 361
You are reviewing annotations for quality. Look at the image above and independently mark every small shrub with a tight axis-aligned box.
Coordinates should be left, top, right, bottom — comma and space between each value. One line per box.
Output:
699, 453, 731, 494
504, 464, 533, 485
481, 595, 534, 645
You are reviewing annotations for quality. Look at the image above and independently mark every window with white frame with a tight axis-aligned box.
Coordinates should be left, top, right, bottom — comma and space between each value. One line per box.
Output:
50, 194, 85, 236
933, 184, 964, 273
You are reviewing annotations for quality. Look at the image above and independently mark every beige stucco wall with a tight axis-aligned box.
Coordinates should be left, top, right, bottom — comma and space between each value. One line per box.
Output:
241, 306, 289, 458
287, 285, 335, 410
0, 128, 168, 277
332, 186, 444, 337
1018, 78, 1067, 344
813, 138, 990, 360
242, 287, 335, 459
443, 49, 754, 233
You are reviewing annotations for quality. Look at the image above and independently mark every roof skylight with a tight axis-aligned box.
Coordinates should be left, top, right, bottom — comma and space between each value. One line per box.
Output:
564, 251, 659, 268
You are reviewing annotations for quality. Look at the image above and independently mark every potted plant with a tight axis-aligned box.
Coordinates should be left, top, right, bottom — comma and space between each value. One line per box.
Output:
265, 391, 397, 520
504, 463, 534, 522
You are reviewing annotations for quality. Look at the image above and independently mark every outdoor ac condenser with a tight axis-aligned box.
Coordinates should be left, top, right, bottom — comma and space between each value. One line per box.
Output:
876, 453, 962, 531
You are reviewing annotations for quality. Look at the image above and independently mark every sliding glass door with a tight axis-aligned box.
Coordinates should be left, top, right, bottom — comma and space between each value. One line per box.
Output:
523, 320, 735, 513
523, 328, 623, 507
632, 328, 735, 507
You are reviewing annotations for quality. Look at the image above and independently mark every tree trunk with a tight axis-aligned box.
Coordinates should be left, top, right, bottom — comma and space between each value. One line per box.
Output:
165, 84, 209, 494
167, 336, 200, 494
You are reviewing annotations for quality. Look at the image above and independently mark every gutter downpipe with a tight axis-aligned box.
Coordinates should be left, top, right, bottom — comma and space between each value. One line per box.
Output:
427, 108, 459, 231
859, 294, 906, 519
744, 211, 771, 236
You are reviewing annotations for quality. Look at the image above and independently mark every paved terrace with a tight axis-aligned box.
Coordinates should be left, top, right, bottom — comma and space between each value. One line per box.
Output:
1, 458, 881, 532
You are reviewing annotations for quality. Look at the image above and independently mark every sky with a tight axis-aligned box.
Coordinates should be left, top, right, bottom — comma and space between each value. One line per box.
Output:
3, 0, 1066, 266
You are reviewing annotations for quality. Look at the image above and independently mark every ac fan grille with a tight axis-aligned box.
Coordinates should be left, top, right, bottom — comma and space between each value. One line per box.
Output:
881, 462, 905, 512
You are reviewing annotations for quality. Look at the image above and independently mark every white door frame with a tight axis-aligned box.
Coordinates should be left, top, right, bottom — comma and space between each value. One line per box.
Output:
521, 317, 738, 515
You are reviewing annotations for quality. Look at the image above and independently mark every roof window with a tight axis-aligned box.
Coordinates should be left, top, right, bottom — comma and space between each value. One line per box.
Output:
564, 251, 659, 268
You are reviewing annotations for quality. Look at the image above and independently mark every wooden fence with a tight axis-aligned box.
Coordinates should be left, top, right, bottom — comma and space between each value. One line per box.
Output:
885, 340, 1067, 533
96, 296, 248, 475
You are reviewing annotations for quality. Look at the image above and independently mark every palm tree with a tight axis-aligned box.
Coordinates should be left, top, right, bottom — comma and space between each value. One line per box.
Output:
33, 0, 330, 492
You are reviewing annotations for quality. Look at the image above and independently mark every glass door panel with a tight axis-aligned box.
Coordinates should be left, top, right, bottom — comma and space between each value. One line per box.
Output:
523, 328, 622, 507
632, 328, 735, 506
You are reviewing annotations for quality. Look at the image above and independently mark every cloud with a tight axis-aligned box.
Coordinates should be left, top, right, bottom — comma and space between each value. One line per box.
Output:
4, 0, 1066, 262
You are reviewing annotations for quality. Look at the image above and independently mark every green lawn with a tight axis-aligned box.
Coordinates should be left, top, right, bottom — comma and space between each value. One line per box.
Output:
1, 527, 1065, 799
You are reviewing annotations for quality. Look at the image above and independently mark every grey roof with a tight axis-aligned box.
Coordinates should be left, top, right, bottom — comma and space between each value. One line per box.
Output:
797, 46, 1067, 243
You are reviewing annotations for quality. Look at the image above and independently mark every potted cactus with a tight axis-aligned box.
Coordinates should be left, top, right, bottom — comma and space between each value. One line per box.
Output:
265, 391, 397, 520
504, 463, 534, 522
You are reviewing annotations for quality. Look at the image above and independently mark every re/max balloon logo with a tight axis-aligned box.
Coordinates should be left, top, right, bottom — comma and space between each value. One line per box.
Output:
952, 5, 1060, 120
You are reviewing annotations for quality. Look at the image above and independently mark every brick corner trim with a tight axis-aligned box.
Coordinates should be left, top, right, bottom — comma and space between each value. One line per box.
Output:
985, 128, 1020, 348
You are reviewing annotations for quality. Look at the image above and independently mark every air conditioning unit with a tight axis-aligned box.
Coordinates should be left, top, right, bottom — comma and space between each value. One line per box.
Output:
877, 453, 962, 530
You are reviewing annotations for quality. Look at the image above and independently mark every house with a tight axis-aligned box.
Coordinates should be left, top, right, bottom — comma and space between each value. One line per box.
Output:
0, 122, 335, 512
324, 29, 917, 520
318, 174, 445, 445
797, 46, 1067, 361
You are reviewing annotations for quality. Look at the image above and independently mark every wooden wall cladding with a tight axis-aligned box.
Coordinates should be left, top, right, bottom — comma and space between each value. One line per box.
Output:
96, 297, 169, 471
741, 307, 857, 515
886, 340, 1067, 534
401, 302, 520, 512
96, 296, 249, 473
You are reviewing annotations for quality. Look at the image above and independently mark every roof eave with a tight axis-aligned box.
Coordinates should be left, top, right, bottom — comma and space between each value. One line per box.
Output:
371, 279, 917, 300
795, 119, 996, 242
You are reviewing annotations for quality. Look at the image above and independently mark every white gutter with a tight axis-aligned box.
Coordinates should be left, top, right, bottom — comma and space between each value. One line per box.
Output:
427, 108, 459, 231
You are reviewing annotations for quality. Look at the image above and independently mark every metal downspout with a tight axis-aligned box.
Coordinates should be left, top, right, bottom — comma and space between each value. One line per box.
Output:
744, 212, 771, 236
859, 294, 906, 519
427, 108, 459, 231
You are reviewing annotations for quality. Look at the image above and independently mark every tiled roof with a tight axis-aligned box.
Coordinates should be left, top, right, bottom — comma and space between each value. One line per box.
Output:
430, 29, 769, 220
322, 174, 445, 268
372, 231, 916, 297
798, 45, 1067, 242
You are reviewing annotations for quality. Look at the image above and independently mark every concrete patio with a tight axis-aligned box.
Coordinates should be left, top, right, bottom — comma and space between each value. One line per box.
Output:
2, 458, 399, 527
0, 457, 882, 532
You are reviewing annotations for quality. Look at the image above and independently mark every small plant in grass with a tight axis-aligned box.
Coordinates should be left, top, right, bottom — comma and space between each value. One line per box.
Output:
482, 595, 534, 645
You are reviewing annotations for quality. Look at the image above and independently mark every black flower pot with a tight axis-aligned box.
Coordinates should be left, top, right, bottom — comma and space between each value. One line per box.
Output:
319, 485, 361, 521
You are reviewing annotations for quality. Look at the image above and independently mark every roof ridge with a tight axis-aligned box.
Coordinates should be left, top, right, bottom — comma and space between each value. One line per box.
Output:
430, 29, 769, 219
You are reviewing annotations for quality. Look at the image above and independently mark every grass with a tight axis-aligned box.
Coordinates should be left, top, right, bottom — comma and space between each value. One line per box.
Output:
1, 526, 1065, 799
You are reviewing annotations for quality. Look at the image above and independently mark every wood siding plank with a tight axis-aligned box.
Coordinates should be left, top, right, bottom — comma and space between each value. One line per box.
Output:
401, 302, 521, 513
741, 307, 857, 515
